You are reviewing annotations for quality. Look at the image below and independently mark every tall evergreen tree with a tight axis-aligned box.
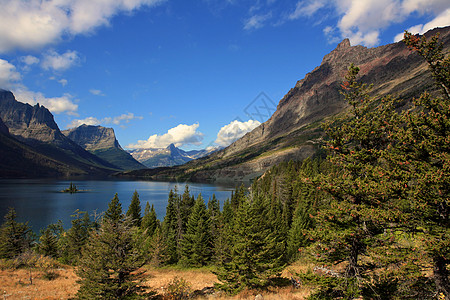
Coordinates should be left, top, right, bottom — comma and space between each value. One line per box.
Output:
76, 217, 147, 299
37, 222, 63, 258
59, 210, 92, 265
216, 194, 285, 294
126, 190, 142, 227
0, 208, 32, 259
162, 189, 180, 264
104, 193, 123, 223
141, 202, 158, 237
180, 194, 212, 267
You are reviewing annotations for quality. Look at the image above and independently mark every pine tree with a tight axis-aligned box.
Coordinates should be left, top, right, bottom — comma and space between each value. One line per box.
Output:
126, 190, 141, 227
104, 193, 123, 223
141, 202, 158, 237
180, 194, 212, 267
216, 194, 286, 294
38, 222, 63, 258
0, 208, 32, 259
76, 218, 147, 299
162, 189, 180, 264
59, 210, 92, 265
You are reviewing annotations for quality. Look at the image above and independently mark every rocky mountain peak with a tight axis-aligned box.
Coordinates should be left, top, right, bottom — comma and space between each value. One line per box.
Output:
0, 90, 62, 143
62, 125, 121, 151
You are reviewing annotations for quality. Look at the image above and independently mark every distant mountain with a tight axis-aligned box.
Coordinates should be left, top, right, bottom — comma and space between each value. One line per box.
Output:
128, 143, 220, 168
0, 90, 118, 177
120, 26, 450, 184
62, 125, 145, 171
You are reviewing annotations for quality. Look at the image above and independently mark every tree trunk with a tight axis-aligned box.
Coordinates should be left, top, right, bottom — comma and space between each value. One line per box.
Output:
433, 255, 450, 299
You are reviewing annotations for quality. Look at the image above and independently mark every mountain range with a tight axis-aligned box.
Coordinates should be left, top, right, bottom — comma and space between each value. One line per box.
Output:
120, 26, 450, 184
128, 144, 220, 168
1, 26, 448, 180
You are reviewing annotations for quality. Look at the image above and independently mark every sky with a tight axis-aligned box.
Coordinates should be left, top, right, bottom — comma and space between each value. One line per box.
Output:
1, 0, 449, 151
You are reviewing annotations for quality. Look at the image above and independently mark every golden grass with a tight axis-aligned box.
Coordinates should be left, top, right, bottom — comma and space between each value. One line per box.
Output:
0, 268, 79, 300
0, 264, 313, 299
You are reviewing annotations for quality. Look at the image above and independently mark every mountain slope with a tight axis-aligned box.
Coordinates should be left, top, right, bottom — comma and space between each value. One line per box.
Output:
120, 26, 450, 184
0, 90, 119, 176
62, 125, 145, 171
0, 117, 86, 178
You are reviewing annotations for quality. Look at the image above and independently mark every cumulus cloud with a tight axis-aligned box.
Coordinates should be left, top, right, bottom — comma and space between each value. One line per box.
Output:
288, 0, 450, 46
41, 50, 80, 71
0, 0, 165, 53
14, 89, 78, 115
0, 59, 22, 88
244, 12, 272, 30
68, 113, 143, 129
127, 123, 204, 149
215, 119, 261, 147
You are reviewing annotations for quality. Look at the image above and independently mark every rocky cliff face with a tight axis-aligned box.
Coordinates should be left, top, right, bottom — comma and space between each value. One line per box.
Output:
0, 90, 119, 175
121, 26, 450, 184
0, 90, 62, 144
63, 125, 145, 171
62, 125, 121, 151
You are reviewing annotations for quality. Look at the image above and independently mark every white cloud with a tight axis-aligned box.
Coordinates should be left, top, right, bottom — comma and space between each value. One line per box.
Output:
215, 119, 261, 147
287, 0, 450, 46
41, 50, 80, 71
244, 12, 272, 30
58, 79, 68, 86
0, 58, 78, 115
68, 113, 143, 129
14, 89, 79, 115
20, 55, 40, 65
104, 113, 143, 125
0, 59, 22, 88
394, 8, 450, 42
68, 117, 101, 128
289, 0, 325, 19
89, 89, 105, 96
0, 0, 165, 53
127, 123, 204, 149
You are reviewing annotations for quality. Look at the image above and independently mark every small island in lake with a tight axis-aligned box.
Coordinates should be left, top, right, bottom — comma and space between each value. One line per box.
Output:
62, 182, 78, 194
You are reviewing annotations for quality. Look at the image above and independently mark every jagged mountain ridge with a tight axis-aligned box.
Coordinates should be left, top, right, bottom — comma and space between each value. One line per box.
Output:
120, 26, 450, 184
0, 90, 119, 177
128, 143, 220, 168
62, 125, 145, 171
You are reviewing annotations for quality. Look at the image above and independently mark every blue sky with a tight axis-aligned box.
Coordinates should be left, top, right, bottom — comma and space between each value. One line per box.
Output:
1, 0, 449, 150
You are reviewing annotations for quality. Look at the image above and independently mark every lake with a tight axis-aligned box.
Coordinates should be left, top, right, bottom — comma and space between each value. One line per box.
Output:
0, 179, 236, 233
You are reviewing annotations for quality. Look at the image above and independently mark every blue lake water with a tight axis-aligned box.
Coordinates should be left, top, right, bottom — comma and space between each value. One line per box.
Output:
0, 179, 235, 233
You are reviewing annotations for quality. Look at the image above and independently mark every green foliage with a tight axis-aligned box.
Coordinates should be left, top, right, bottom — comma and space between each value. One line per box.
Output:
37, 222, 63, 258
126, 190, 142, 227
59, 210, 92, 265
0, 208, 32, 259
141, 202, 158, 237
179, 194, 212, 267
104, 193, 124, 223
162, 188, 181, 264
215, 193, 286, 294
76, 200, 148, 299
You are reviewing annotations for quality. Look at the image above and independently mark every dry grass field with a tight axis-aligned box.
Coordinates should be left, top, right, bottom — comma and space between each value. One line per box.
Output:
0, 262, 313, 299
